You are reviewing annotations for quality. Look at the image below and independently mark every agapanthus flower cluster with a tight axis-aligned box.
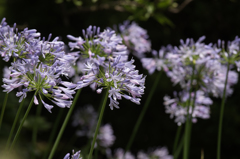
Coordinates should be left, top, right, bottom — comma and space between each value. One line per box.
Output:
166, 36, 220, 89
164, 36, 238, 97
141, 46, 172, 74
72, 105, 116, 148
1, 18, 77, 112
98, 124, 116, 148
164, 90, 212, 126
0, 18, 41, 62
106, 148, 135, 159
106, 147, 173, 159
216, 36, 240, 68
116, 21, 151, 58
63, 150, 81, 159
137, 147, 173, 159
67, 25, 146, 109
67, 25, 129, 83
75, 55, 146, 110
68, 26, 128, 59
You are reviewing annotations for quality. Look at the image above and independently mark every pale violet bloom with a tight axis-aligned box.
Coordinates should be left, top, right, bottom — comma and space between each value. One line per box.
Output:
67, 25, 128, 60
107, 147, 172, 159
3, 66, 11, 79
141, 46, 172, 74
149, 147, 173, 159
2, 60, 77, 113
204, 65, 238, 98
164, 90, 212, 126
98, 124, 116, 148
117, 21, 151, 58
72, 105, 116, 148
137, 151, 149, 159
137, 147, 173, 159
106, 148, 135, 159
76, 55, 146, 110
0, 18, 41, 62
1, 21, 77, 112
164, 36, 239, 99
63, 150, 81, 159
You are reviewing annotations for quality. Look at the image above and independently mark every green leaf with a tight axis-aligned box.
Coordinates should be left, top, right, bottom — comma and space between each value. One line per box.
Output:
153, 13, 174, 27
157, 0, 172, 9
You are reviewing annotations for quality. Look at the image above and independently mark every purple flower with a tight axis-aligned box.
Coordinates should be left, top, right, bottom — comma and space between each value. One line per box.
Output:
0, 18, 41, 62
67, 26, 128, 60
137, 147, 173, 159
164, 90, 212, 126
1, 30, 78, 112
98, 124, 116, 148
141, 46, 172, 74
117, 21, 151, 58
63, 150, 81, 159
75, 55, 146, 110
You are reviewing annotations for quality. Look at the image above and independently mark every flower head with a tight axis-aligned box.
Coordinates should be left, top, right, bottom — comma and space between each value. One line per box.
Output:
76, 55, 146, 110
141, 46, 172, 74
164, 36, 238, 98
1, 18, 77, 112
98, 124, 116, 148
63, 150, 81, 159
117, 21, 151, 58
164, 90, 212, 126
67, 26, 128, 60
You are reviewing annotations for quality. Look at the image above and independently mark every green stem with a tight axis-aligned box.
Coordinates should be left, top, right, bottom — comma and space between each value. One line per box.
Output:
217, 63, 230, 159
32, 101, 43, 159
125, 71, 162, 151
94, 145, 98, 159
174, 134, 184, 159
183, 66, 195, 159
48, 89, 82, 159
88, 88, 109, 159
173, 125, 182, 155
9, 91, 38, 151
5, 98, 25, 150
186, 89, 197, 159
0, 93, 9, 130
43, 108, 64, 159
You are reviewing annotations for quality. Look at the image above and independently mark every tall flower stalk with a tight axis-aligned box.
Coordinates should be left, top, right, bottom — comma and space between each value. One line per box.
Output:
32, 99, 43, 159
88, 88, 109, 159
0, 93, 8, 130
48, 88, 82, 159
9, 91, 37, 151
5, 98, 25, 149
173, 125, 182, 158
183, 66, 195, 159
0, 18, 78, 155
183, 88, 197, 159
215, 37, 240, 159
43, 108, 64, 159
67, 25, 146, 158
125, 71, 162, 151
217, 62, 230, 159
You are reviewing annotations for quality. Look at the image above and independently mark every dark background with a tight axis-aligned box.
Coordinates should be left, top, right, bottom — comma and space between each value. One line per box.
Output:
1, 0, 240, 158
